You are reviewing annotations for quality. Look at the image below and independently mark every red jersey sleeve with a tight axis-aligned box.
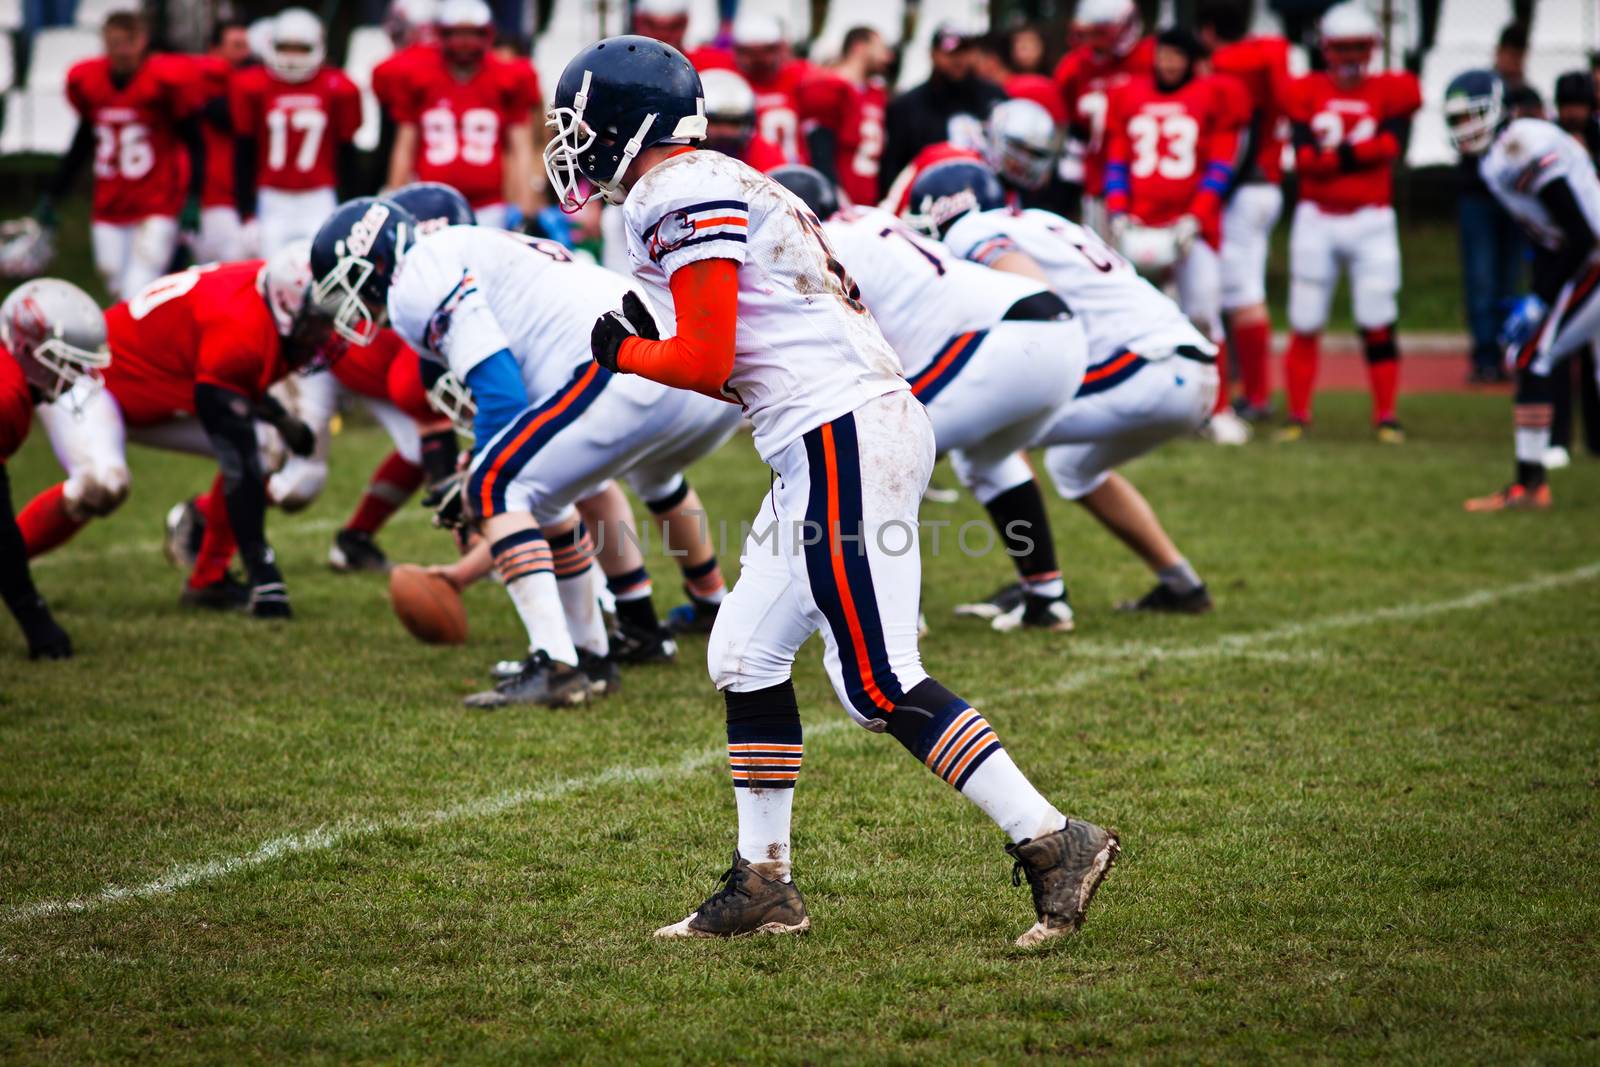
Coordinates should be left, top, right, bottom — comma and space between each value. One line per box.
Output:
386, 344, 434, 422
1384, 72, 1423, 118
501, 59, 539, 123
387, 65, 424, 125
228, 69, 262, 140
156, 54, 201, 118
65, 61, 93, 117
195, 313, 279, 399
796, 74, 848, 131
330, 70, 364, 140
1100, 87, 1132, 215
0, 349, 32, 462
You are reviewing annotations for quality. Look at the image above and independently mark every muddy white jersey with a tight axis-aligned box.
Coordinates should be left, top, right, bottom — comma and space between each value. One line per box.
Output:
1481, 118, 1600, 253
822, 207, 1052, 376
388, 226, 657, 403
943, 207, 1213, 361
622, 149, 906, 460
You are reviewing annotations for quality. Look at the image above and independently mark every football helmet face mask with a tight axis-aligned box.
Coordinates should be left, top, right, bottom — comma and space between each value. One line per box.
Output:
769, 165, 841, 220
984, 99, 1061, 192
904, 160, 1008, 238
544, 36, 708, 212
309, 197, 417, 346
266, 7, 325, 83
0, 278, 109, 404
1444, 69, 1506, 155
427, 370, 477, 436
390, 181, 477, 235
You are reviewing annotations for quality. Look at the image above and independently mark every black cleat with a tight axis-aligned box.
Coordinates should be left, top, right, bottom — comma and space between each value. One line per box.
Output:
463, 651, 590, 709
179, 573, 251, 611
608, 620, 678, 665
329, 528, 389, 572
1007, 820, 1120, 947
953, 582, 1024, 621
1116, 582, 1213, 614
665, 590, 721, 634
577, 649, 622, 697
992, 591, 1075, 633
654, 851, 811, 938
163, 497, 205, 570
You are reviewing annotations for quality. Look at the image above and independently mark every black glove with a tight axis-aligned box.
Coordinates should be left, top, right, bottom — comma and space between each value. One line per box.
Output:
590, 290, 659, 372
1336, 142, 1360, 173
25, 608, 73, 660
244, 551, 292, 619
254, 396, 316, 457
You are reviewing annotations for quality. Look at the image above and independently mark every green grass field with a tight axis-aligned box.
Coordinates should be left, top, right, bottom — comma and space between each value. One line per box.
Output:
2, 390, 1597, 1064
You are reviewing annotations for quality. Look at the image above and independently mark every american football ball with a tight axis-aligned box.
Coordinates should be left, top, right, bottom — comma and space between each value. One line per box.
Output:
389, 564, 468, 645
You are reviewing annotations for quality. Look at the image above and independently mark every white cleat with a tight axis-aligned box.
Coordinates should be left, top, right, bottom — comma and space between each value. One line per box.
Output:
1543, 445, 1571, 470
1199, 410, 1252, 445
992, 593, 1075, 633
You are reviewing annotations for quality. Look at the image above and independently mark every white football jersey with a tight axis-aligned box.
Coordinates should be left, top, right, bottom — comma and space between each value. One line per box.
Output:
622, 150, 906, 460
942, 207, 1213, 362
388, 226, 658, 404
1481, 118, 1600, 253
823, 207, 1053, 377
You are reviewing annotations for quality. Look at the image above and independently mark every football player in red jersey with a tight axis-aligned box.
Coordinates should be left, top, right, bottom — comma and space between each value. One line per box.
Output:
1052, 0, 1154, 233
727, 12, 812, 164
0, 283, 102, 660
371, 0, 439, 130
193, 19, 253, 264
797, 26, 890, 206
1280, 2, 1420, 442
1199, 0, 1293, 422
45, 10, 204, 302
231, 8, 361, 257
386, 0, 543, 229
700, 70, 787, 172
17, 246, 326, 617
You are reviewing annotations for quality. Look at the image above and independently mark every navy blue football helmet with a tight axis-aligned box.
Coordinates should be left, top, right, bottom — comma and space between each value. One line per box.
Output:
309, 196, 417, 345
904, 160, 1008, 239
769, 165, 840, 220
544, 35, 707, 211
390, 182, 476, 235
1444, 69, 1506, 156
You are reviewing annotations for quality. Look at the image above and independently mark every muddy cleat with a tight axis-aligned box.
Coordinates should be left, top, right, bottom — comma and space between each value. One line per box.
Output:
577, 649, 622, 697
463, 651, 590, 709
954, 582, 1023, 621
329, 528, 389, 572
163, 497, 205, 569
665, 590, 720, 635
992, 592, 1075, 633
1274, 419, 1308, 443
1116, 582, 1213, 614
1463, 482, 1553, 512
1199, 409, 1252, 445
1007, 820, 1120, 947
608, 620, 678, 664
1376, 420, 1406, 444
178, 573, 251, 611
654, 851, 811, 939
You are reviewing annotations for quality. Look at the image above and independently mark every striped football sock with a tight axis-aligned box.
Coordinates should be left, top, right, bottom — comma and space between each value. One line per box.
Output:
726, 682, 802, 879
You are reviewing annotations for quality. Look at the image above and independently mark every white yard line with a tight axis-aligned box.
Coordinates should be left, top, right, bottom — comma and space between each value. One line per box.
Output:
5, 562, 1596, 928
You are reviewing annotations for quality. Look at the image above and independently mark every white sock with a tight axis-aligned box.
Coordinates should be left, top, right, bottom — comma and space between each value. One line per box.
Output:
958, 748, 1065, 844
1023, 576, 1065, 599
735, 787, 795, 880
505, 571, 578, 666
1159, 559, 1202, 594
1515, 426, 1550, 465
557, 563, 609, 657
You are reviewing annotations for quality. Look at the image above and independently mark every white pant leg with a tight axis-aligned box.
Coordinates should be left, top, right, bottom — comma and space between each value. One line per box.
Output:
257, 187, 338, 256
363, 396, 423, 464
124, 217, 179, 300
1348, 206, 1402, 330
89, 223, 133, 302
1529, 261, 1600, 376
1288, 201, 1340, 335
1175, 240, 1223, 342
619, 394, 743, 504
1040, 355, 1219, 499
1220, 183, 1282, 311
34, 379, 130, 517
195, 206, 246, 264
125, 417, 216, 456
473, 203, 509, 229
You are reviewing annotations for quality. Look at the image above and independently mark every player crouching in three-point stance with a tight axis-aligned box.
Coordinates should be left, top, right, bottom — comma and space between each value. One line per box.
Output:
547, 36, 1117, 944
1448, 71, 1600, 510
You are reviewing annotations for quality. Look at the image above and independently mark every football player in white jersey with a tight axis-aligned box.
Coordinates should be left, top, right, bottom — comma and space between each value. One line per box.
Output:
546, 36, 1119, 947
308, 196, 741, 707
771, 165, 1090, 633
1448, 70, 1600, 510
905, 158, 1218, 615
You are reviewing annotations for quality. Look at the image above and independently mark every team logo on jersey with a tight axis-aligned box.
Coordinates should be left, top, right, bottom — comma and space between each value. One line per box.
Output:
649, 210, 697, 260
344, 203, 392, 258
425, 271, 475, 353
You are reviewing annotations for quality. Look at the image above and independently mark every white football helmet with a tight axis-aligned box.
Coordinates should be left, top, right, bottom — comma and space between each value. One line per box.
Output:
437, 0, 493, 30
1319, 2, 1380, 79
731, 11, 785, 47
0, 278, 109, 403
259, 239, 314, 338
1074, 0, 1141, 60
385, 0, 438, 45
0, 218, 55, 279
267, 7, 325, 83
700, 68, 757, 154
984, 99, 1061, 191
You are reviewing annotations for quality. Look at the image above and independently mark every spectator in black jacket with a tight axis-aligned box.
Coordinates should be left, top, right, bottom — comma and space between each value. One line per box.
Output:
879, 21, 1007, 199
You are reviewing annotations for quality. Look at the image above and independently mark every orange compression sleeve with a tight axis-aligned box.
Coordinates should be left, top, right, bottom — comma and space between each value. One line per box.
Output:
616, 258, 740, 402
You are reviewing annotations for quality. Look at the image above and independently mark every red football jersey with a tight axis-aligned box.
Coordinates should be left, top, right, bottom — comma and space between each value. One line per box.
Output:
230, 65, 361, 192
392, 51, 540, 208
331, 329, 432, 421
1052, 37, 1156, 195
66, 54, 198, 223
102, 262, 286, 427
740, 135, 788, 173
0, 345, 32, 462
797, 71, 887, 206
1286, 71, 1422, 212
371, 42, 436, 121
1209, 35, 1293, 184
1104, 73, 1247, 229
882, 141, 986, 216
747, 60, 813, 164
192, 55, 237, 209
